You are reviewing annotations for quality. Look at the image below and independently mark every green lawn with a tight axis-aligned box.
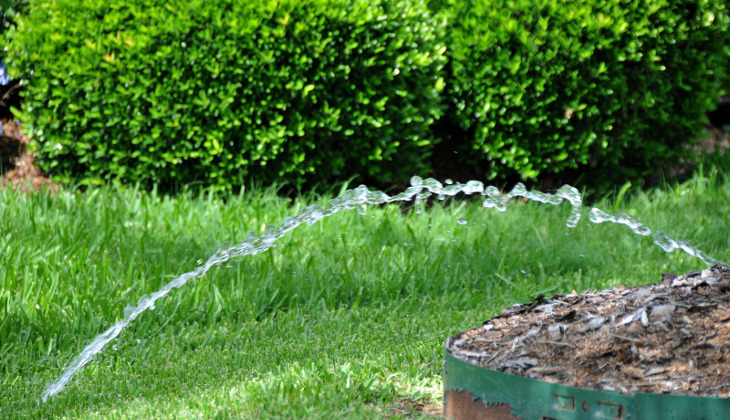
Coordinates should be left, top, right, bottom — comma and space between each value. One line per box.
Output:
1, 159, 729, 418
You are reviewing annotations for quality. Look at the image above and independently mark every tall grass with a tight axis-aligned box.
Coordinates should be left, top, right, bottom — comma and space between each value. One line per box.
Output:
1, 158, 729, 418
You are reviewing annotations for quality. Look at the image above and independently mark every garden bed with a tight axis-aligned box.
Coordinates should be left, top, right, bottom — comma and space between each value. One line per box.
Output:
447, 264, 730, 397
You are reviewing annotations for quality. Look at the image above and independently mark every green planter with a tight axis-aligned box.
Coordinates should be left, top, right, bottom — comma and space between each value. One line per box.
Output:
444, 342, 730, 420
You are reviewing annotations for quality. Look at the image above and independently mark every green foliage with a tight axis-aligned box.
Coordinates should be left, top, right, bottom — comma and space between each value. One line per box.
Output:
0, 2, 26, 118
0, 0, 24, 40
5, 0, 446, 190
437, 0, 730, 183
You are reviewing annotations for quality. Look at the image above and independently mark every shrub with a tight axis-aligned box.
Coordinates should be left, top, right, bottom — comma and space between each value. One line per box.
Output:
0, 1, 24, 42
0, 1, 26, 117
5, 0, 446, 190
436, 0, 730, 183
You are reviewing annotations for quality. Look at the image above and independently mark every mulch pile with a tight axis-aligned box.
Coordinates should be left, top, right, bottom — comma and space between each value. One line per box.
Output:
447, 264, 730, 397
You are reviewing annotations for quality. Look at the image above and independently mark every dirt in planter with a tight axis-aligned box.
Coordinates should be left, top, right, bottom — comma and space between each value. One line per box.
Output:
447, 264, 730, 397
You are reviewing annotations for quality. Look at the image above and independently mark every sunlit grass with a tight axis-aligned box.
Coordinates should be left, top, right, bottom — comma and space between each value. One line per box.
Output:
1, 157, 729, 418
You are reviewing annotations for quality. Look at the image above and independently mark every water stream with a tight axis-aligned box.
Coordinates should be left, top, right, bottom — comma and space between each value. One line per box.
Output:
40, 176, 726, 402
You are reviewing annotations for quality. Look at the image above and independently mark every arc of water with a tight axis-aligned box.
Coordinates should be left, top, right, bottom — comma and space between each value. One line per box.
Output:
41, 185, 392, 402
41, 176, 726, 402
589, 208, 724, 267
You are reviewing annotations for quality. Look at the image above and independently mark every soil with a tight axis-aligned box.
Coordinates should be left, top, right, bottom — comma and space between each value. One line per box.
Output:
372, 399, 444, 418
0, 118, 58, 193
446, 264, 730, 397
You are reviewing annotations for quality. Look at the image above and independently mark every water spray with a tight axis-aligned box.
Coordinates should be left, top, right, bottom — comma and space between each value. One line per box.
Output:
40, 177, 726, 401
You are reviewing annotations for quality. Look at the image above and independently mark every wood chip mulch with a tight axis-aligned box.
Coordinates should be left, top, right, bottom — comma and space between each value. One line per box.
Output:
447, 264, 730, 397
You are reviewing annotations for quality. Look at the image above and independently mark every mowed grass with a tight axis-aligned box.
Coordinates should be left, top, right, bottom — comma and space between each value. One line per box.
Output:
1, 159, 730, 419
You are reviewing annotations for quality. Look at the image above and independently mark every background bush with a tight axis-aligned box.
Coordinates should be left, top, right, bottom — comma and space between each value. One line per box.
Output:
435, 0, 730, 184
0, 1, 24, 56
0, 0, 25, 118
5, 0, 446, 191
5, 0, 730, 192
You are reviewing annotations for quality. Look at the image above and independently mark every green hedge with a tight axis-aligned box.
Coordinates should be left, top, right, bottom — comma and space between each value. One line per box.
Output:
437, 0, 730, 182
0, 1, 24, 42
0, 1, 25, 102
7, 0, 730, 191
6, 0, 446, 190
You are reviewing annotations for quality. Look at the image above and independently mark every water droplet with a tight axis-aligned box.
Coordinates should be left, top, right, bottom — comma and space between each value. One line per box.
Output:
197, 259, 203, 265
456, 217, 467, 225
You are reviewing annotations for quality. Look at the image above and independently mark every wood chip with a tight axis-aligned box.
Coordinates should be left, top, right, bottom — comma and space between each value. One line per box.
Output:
447, 264, 730, 397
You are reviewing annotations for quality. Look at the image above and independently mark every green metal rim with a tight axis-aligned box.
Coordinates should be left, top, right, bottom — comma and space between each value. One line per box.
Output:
444, 351, 730, 420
